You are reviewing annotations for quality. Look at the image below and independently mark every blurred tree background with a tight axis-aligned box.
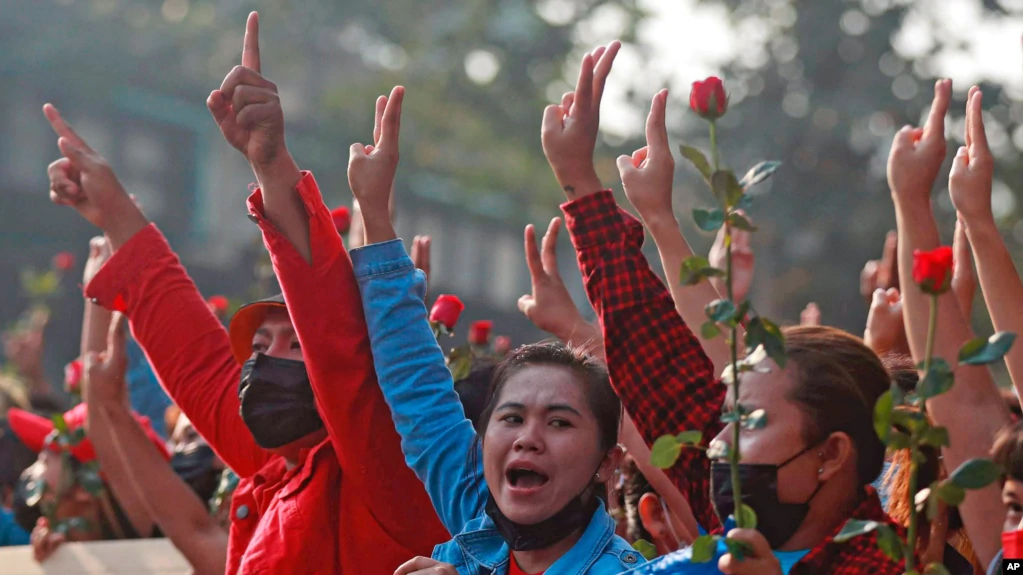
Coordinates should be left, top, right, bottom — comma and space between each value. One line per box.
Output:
2, 0, 1023, 391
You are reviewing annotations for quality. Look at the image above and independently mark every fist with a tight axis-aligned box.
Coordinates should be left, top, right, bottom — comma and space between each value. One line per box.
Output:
864, 288, 908, 356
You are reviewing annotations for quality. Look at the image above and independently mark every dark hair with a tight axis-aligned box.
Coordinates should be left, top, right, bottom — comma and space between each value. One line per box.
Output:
477, 341, 621, 453
454, 360, 499, 432
621, 455, 655, 543
783, 326, 890, 486
993, 420, 1023, 483
0, 420, 37, 494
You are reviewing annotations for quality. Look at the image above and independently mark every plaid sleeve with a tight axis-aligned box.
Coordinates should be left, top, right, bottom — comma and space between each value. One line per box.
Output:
562, 190, 725, 534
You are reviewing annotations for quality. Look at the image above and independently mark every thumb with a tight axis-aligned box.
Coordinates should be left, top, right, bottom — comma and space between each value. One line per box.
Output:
616, 155, 634, 178
349, 143, 367, 164
57, 137, 94, 170
541, 104, 564, 136
517, 295, 535, 316
891, 125, 917, 151
105, 312, 128, 368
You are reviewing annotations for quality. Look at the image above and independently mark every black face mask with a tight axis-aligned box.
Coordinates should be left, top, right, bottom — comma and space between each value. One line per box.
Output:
710, 444, 824, 549
239, 354, 324, 449
485, 488, 598, 551
171, 444, 220, 503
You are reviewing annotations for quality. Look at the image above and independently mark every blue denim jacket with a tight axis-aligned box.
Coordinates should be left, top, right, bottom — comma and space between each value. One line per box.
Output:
352, 240, 645, 575
125, 336, 173, 438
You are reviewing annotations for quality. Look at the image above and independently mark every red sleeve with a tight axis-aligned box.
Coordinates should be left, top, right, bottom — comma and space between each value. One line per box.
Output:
85, 225, 269, 478
561, 190, 724, 533
247, 172, 449, 547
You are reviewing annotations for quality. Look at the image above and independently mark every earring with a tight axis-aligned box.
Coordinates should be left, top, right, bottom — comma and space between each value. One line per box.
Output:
818, 467, 824, 475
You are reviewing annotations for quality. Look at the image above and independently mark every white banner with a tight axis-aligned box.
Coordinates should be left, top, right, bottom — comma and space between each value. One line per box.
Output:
0, 539, 189, 574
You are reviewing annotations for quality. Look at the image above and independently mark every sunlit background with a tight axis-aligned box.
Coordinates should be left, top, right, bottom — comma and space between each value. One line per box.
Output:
4, 0, 1023, 389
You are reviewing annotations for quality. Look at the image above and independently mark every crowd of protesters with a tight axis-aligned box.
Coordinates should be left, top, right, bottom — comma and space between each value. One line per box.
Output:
5, 11, 1023, 575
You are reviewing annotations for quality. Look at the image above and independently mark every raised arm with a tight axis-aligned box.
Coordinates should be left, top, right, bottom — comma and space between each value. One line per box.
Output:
890, 80, 1008, 567
43, 105, 267, 478
618, 90, 733, 370
516, 216, 700, 539
84, 316, 227, 575
80, 237, 113, 358
345, 86, 483, 536
541, 44, 723, 532
950, 91, 1023, 409
212, 15, 447, 548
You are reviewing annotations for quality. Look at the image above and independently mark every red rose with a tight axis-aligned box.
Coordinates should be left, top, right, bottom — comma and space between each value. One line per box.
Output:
690, 77, 728, 120
494, 336, 512, 356
207, 295, 229, 317
912, 246, 954, 295
430, 295, 465, 331
331, 206, 351, 235
65, 359, 83, 393
53, 252, 75, 272
469, 320, 493, 346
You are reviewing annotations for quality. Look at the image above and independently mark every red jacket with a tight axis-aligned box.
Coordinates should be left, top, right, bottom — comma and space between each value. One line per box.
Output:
86, 172, 448, 574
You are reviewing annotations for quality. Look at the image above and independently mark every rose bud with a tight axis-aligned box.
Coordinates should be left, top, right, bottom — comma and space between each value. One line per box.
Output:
207, 295, 230, 318
430, 295, 465, 331
494, 336, 512, 356
53, 252, 75, 272
689, 76, 728, 120
331, 206, 351, 235
469, 320, 493, 346
912, 246, 954, 295
65, 359, 83, 394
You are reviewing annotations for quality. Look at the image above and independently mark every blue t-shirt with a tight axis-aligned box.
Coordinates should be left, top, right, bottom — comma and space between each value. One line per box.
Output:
775, 549, 810, 574
0, 507, 30, 546
125, 336, 173, 438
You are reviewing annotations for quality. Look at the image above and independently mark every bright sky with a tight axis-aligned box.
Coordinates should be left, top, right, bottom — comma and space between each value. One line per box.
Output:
567, 0, 1023, 138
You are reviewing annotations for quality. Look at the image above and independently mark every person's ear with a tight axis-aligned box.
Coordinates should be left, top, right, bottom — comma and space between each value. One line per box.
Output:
595, 445, 623, 484
639, 492, 668, 537
818, 432, 855, 482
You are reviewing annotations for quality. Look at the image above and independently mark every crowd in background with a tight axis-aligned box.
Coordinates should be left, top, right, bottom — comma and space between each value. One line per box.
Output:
6, 11, 1023, 575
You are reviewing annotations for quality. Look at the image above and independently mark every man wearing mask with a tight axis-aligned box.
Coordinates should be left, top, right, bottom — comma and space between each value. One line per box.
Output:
41, 12, 447, 574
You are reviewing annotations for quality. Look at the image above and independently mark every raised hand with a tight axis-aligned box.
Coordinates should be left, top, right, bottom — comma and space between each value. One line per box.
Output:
2, 308, 48, 381
82, 313, 130, 407
30, 517, 66, 563
410, 235, 431, 287
82, 236, 112, 286
800, 302, 821, 326
42, 105, 147, 248
708, 213, 755, 303
864, 287, 908, 356
619, 89, 675, 223
860, 231, 899, 302
348, 86, 404, 244
718, 528, 782, 575
542, 42, 621, 199
949, 87, 994, 225
887, 79, 951, 202
207, 12, 291, 172
517, 218, 588, 340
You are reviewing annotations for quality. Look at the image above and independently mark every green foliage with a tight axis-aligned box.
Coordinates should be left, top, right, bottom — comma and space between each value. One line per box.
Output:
679, 256, 725, 286
959, 333, 1016, 366
693, 208, 725, 232
632, 539, 658, 560
690, 535, 718, 563
679, 145, 713, 181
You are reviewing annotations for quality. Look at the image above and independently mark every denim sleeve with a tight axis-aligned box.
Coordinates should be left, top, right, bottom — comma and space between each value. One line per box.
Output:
125, 336, 173, 439
352, 239, 486, 535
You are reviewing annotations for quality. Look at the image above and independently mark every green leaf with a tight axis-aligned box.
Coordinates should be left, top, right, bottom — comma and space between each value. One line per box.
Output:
833, 519, 880, 542
690, 534, 718, 563
873, 390, 894, 444
676, 430, 703, 446
743, 409, 767, 430
959, 332, 1017, 366
923, 562, 951, 575
679, 145, 713, 181
650, 435, 682, 469
701, 321, 721, 340
948, 458, 999, 490
888, 430, 912, 450
935, 481, 966, 506
448, 352, 473, 382
711, 170, 744, 208
632, 539, 659, 560
51, 413, 68, 435
69, 427, 87, 447
723, 537, 753, 562
919, 426, 950, 448
726, 212, 758, 232
874, 524, 903, 562
736, 503, 758, 529
738, 161, 782, 189
707, 439, 730, 460
892, 409, 928, 434
706, 299, 737, 323
737, 194, 754, 211
744, 316, 787, 368
680, 256, 725, 286
720, 412, 740, 424
918, 361, 954, 400
694, 208, 725, 232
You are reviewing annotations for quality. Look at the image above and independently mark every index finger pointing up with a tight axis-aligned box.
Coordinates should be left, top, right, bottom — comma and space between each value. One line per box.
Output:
42, 104, 91, 152
923, 78, 951, 140
243, 12, 261, 73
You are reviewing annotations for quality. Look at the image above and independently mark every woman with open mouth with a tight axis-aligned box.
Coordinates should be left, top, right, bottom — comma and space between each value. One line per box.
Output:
346, 44, 644, 575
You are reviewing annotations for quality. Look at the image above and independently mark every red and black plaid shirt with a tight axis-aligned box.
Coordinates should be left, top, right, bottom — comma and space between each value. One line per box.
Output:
562, 190, 906, 574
